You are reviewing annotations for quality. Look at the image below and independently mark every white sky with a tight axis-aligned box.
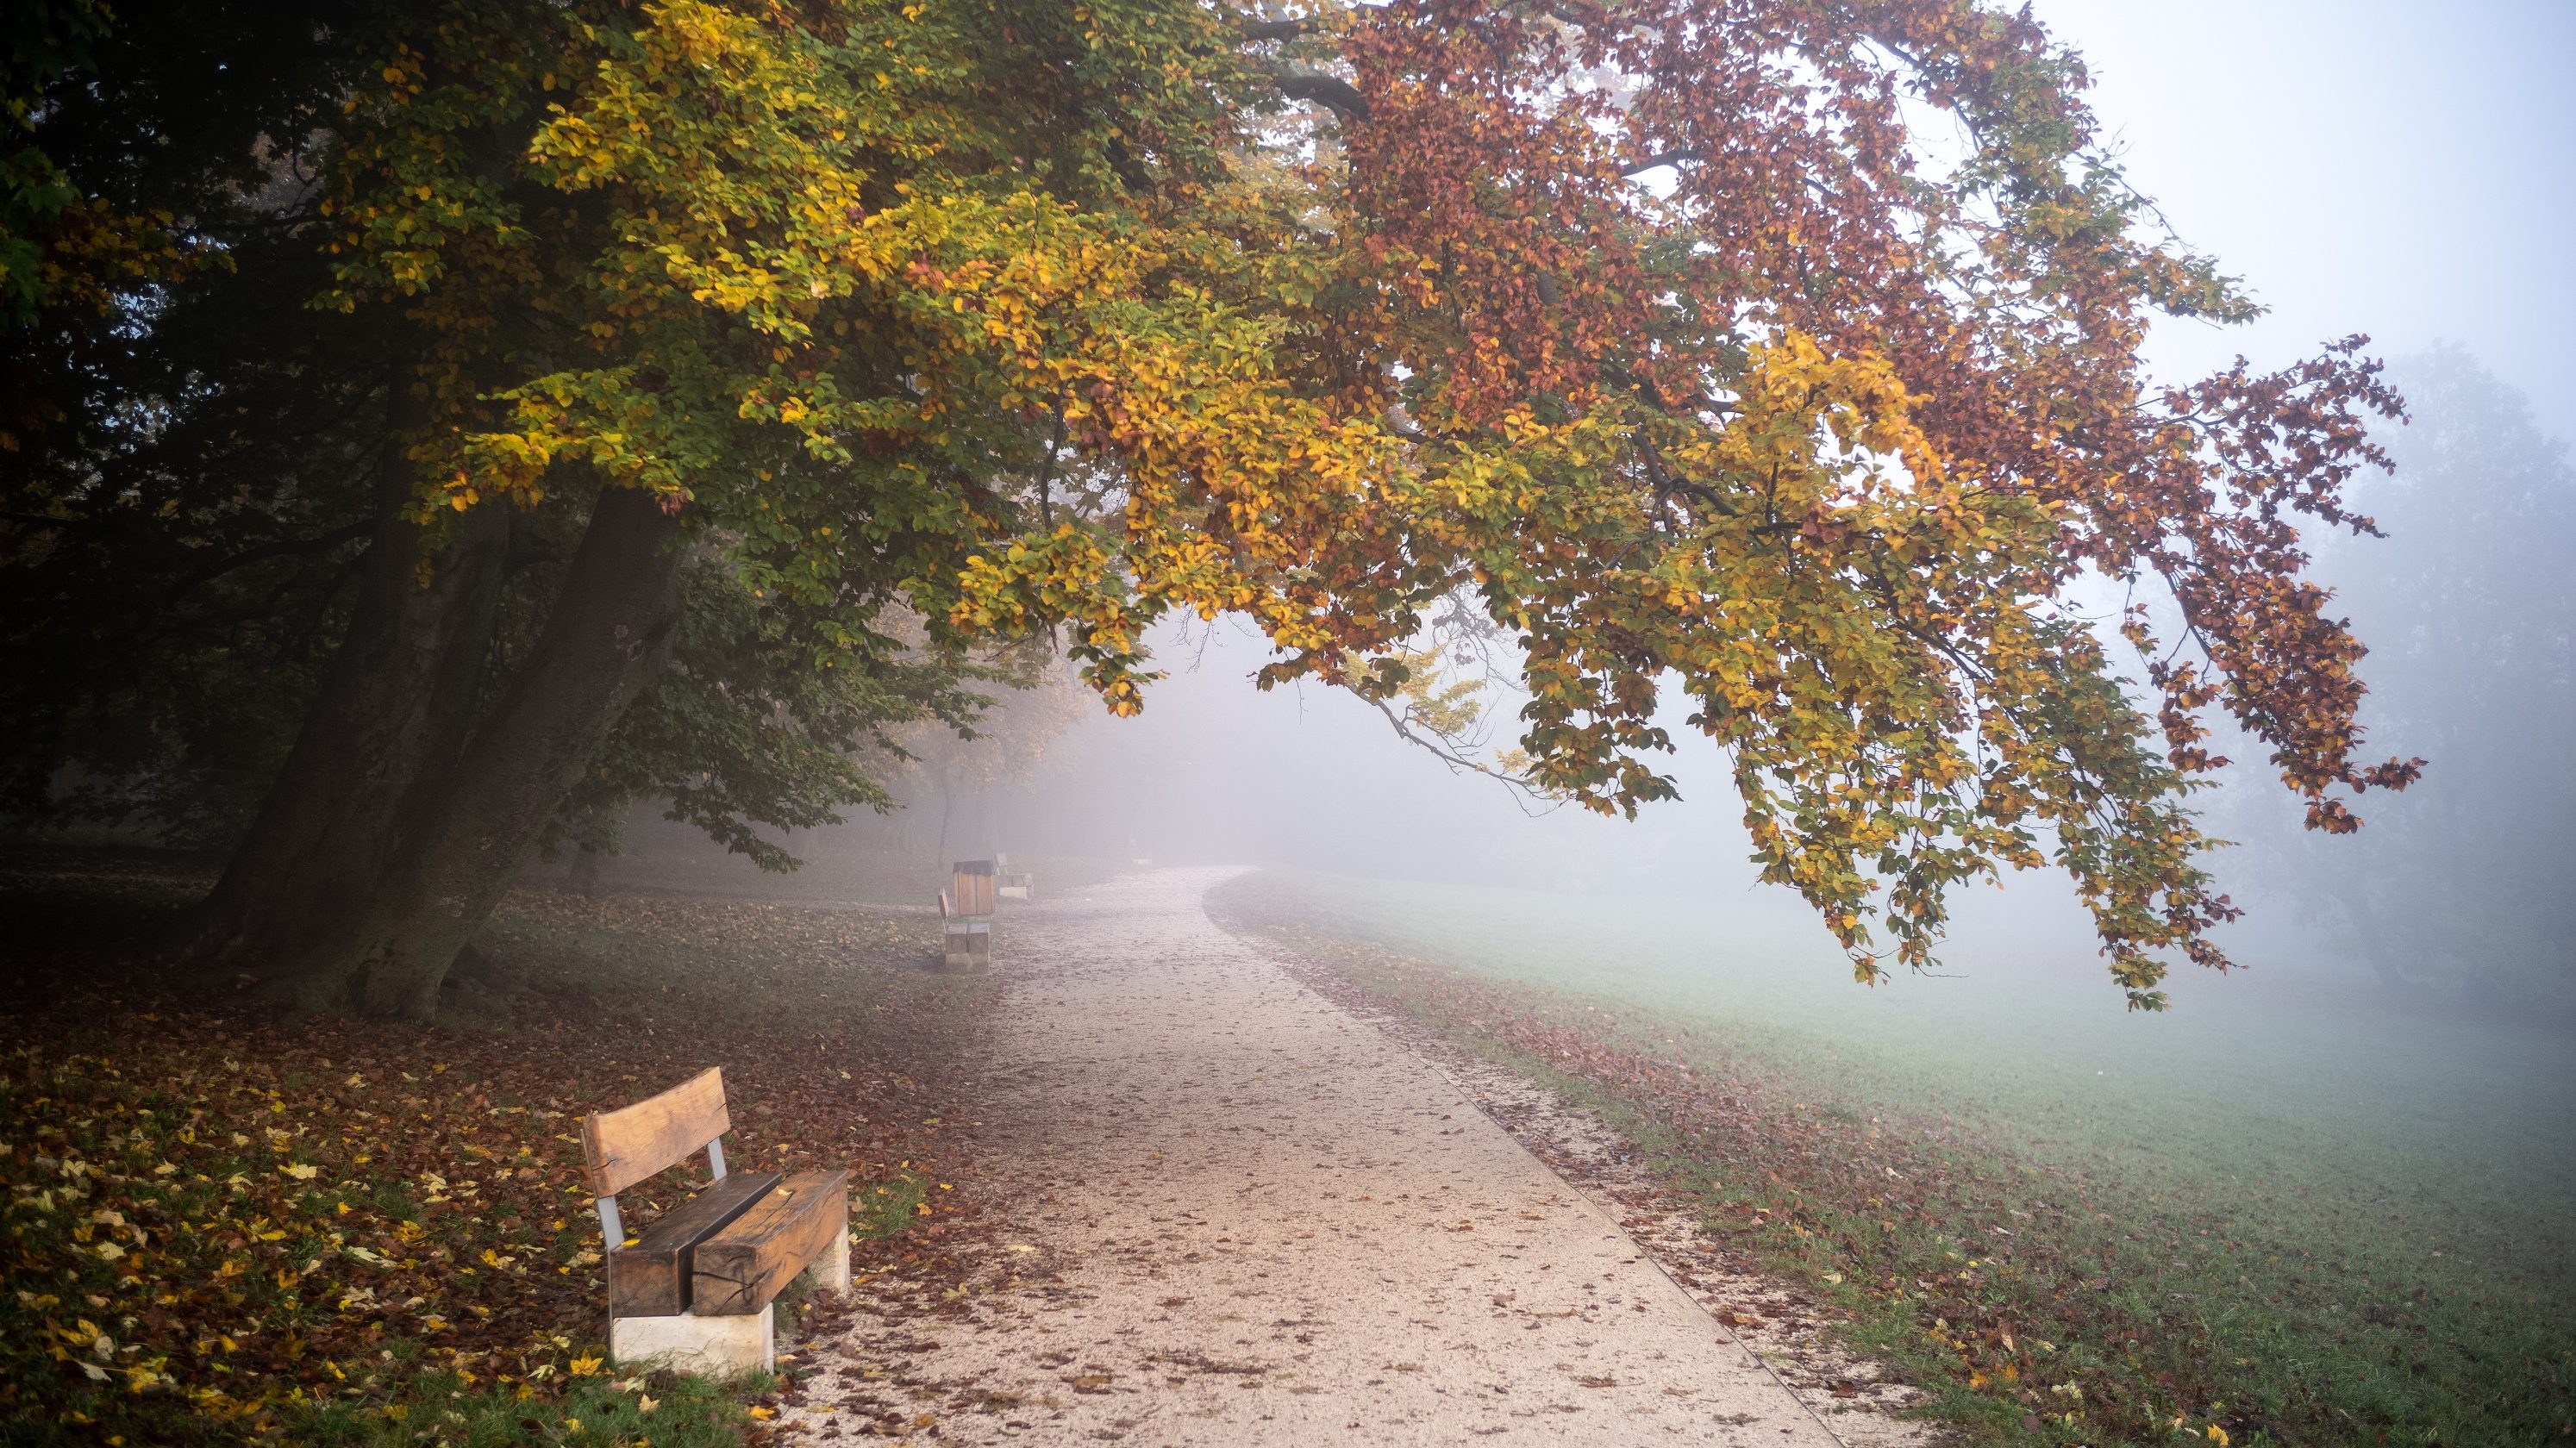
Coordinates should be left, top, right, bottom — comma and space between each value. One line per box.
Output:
2032, 0, 2576, 434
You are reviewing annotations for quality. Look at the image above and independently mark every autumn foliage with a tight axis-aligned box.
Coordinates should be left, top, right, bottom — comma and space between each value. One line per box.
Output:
3, 0, 2415, 1011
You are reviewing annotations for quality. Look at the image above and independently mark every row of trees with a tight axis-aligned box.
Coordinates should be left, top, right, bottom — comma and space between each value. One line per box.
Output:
4, 0, 2417, 1015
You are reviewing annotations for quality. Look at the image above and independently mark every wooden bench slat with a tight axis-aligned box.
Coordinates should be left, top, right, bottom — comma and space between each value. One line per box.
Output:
582, 1067, 728, 1200
606, 1170, 781, 1318
691, 1169, 851, 1315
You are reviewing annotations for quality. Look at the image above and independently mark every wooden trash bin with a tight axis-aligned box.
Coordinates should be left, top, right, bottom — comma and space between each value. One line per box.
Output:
950, 859, 997, 917
938, 864, 994, 972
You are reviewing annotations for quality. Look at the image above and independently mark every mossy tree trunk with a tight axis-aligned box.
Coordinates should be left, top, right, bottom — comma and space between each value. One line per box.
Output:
175, 390, 510, 977
268, 486, 687, 1019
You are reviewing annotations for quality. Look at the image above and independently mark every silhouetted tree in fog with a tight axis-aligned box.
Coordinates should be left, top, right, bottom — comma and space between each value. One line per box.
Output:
2236, 351, 2576, 1014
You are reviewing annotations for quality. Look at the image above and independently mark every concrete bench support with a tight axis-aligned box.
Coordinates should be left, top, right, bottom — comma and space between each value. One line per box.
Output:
611, 1305, 773, 1376
942, 920, 991, 972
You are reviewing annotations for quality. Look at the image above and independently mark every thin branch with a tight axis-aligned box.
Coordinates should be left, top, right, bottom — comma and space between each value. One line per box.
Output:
1635, 430, 1735, 518
1622, 148, 1700, 176
1035, 402, 1066, 527
157, 519, 375, 608
1367, 696, 1564, 815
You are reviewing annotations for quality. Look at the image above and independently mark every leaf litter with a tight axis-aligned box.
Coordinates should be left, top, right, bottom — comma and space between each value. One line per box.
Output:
0, 850, 1005, 1445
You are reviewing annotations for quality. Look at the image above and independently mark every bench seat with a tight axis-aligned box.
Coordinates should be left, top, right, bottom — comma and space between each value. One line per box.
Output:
608, 1170, 780, 1317
693, 1169, 851, 1314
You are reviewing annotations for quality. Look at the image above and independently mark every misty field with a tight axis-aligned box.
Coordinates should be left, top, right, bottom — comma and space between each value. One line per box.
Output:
1215, 867, 2576, 1445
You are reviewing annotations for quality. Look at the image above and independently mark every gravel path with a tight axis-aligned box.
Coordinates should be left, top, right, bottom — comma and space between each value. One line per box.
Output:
793, 868, 1917, 1446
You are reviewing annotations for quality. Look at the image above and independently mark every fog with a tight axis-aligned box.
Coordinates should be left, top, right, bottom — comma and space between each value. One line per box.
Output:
2041, 0, 2576, 428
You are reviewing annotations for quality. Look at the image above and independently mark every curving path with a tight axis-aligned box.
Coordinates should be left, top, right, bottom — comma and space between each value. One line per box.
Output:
792, 868, 1907, 1446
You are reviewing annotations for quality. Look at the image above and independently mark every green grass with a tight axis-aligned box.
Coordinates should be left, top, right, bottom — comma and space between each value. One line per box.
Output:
292, 1370, 757, 1448
851, 1173, 932, 1241
1211, 868, 2576, 1446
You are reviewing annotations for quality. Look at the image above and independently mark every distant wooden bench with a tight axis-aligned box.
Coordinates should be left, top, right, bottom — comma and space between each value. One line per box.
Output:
582, 1068, 849, 1375
994, 853, 1032, 901
938, 860, 996, 971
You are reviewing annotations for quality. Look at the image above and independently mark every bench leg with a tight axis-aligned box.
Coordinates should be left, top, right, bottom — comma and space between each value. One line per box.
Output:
803, 1227, 851, 1295
941, 927, 990, 973
610, 1308, 773, 1376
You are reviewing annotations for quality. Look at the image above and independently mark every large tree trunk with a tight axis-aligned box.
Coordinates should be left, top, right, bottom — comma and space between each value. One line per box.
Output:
271, 486, 686, 1018
177, 393, 509, 974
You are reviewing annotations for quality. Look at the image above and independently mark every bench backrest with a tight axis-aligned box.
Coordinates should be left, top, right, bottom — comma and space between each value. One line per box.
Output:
582, 1066, 729, 1200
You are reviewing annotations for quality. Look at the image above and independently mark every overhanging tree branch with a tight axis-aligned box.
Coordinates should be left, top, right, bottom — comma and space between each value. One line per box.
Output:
1274, 70, 1368, 122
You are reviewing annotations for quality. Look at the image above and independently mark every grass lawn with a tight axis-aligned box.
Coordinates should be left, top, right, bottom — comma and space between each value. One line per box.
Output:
1210, 867, 2576, 1447
0, 848, 996, 1447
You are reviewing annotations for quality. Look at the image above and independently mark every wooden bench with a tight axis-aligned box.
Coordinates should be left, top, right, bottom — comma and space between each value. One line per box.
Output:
582, 1068, 850, 1375
939, 860, 996, 971
994, 852, 1031, 901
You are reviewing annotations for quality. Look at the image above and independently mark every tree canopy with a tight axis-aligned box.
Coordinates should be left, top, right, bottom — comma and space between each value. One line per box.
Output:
1, 0, 2418, 1011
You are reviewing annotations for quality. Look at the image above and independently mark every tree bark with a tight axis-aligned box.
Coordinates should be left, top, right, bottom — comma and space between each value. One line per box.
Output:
272, 486, 686, 1018
934, 769, 953, 871
176, 396, 509, 975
